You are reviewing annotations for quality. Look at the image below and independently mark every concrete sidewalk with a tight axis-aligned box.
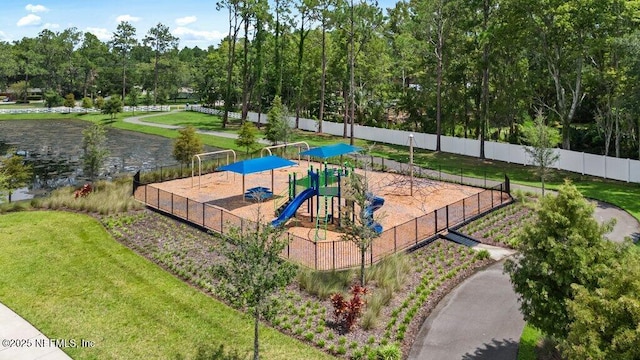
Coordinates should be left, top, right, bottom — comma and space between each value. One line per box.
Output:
0, 303, 72, 360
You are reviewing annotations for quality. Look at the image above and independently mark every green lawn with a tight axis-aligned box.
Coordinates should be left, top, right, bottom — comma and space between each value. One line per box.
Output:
0, 211, 334, 360
516, 324, 542, 360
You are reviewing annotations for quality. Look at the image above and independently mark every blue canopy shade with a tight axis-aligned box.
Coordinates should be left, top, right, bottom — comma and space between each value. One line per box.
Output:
299, 143, 362, 159
218, 156, 296, 175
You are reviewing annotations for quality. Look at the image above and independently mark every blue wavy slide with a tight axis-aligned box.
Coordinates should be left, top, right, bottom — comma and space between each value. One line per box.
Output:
271, 188, 318, 227
364, 195, 385, 234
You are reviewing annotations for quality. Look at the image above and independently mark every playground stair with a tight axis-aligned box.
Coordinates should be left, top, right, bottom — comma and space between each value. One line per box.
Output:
442, 230, 480, 247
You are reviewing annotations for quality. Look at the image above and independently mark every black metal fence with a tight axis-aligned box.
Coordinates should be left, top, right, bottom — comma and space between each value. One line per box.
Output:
133, 178, 511, 271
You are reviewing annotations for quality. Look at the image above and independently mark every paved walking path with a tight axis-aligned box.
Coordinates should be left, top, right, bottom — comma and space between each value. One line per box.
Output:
408, 260, 525, 360
0, 303, 72, 360
123, 110, 270, 144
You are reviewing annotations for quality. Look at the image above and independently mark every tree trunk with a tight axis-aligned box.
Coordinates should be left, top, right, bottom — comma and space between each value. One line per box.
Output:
153, 51, 159, 105
360, 247, 366, 287
349, 0, 355, 146
253, 307, 260, 360
480, 0, 490, 159
241, 15, 250, 123
318, 17, 326, 134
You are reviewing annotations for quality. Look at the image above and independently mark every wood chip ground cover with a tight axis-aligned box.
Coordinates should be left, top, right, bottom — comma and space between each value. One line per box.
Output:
102, 210, 500, 358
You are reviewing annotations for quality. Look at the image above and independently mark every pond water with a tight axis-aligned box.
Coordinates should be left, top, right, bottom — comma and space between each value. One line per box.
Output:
0, 120, 189, 201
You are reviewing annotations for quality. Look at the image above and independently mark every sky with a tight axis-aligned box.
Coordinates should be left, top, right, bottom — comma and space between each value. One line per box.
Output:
0, 1, 229, 49
0, 1, 398, 49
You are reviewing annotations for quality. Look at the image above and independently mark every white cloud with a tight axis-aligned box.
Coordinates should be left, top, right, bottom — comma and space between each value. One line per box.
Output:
0, 30, 9, 41
42, 23, 60, 30
17, 14, 42, 27
86, 27, 111, 41
176, 16, 197, 26
172, 27, 225, 42
116, 14, 141, 23
25, 4, 49, 13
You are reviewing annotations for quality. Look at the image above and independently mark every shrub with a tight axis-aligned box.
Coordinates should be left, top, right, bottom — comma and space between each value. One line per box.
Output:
475, 249, 491, 260
330, 285, 368, 332
375, 343, 402, 360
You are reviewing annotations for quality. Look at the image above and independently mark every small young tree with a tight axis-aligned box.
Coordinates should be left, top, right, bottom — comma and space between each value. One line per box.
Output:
216, 208, 296, 360
0, 151, 32, 203
63, 93, 76, 110
82, 124, 110, 180
520, 111, 561, 195
173, 126, 203, 165
564, 246, 640, 359
264, 96, 292, 145
94, 96, 105, 110
340, 172, 382, 287
81, 97, 93, 110
9, 81, 28, 103
102, 96, 123, 120
126, 87, 140, 115
44, 90, 63, 108
504, 181, 616, 340
236, 121, 259, 154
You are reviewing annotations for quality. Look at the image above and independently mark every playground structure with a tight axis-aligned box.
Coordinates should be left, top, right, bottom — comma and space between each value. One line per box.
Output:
269, 162, 385, 241
134, 142, 513, 269
191, 150, 236, 188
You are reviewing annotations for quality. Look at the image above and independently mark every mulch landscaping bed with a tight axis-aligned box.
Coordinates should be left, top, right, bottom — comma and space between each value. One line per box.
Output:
101, 209, 505, 359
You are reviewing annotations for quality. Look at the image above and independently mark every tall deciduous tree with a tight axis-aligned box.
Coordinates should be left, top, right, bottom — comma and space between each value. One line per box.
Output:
217, 0, 242, 128
110, 21, 137, 100
505, 181, 617, 339
144, 23, 179, 105
216, 208, 296, 360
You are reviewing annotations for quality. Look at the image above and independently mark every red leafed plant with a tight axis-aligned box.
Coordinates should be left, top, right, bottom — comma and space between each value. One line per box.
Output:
330, 285, 368, 332
74, 183, 93, 199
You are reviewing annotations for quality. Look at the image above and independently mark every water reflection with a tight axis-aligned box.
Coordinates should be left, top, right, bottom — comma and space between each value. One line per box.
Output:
0, 119, 191, 200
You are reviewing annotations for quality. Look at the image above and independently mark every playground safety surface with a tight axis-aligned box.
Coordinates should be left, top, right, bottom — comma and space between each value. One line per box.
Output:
150, 160, 486, 242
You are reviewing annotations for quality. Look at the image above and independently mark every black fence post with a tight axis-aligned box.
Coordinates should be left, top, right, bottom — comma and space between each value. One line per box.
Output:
446, 205, 450, 229
156, 187, 160, 208
435, 210, 438, 234
171, 193, 174, 214
504, 174, 511, 194
477, 193, 481, 214
202, 203, 205, 226
186, 198, 189, 219
220, 210, 224, 234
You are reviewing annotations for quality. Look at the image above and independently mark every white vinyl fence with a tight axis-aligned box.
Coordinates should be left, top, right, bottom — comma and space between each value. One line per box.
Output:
0, 105, 170, 115
202, 105, 640, 183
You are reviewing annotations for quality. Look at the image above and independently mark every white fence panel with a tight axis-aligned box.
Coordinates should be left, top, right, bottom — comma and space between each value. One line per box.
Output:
463, 138, 480, 157
630, 160, 640, 183
606, 157, 629, 182
558, 149, 582, 173
440, 136, 458, 155
584, 153, 605, 178
490, 142, 513, 163
186, 106, 640, 183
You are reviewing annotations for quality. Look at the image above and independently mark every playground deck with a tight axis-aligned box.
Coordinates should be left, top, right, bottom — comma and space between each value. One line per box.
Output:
149, 161, 487, 242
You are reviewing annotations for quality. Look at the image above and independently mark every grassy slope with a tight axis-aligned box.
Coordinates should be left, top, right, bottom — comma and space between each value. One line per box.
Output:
0, 211, 334, 360
516, 324, 542, 360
